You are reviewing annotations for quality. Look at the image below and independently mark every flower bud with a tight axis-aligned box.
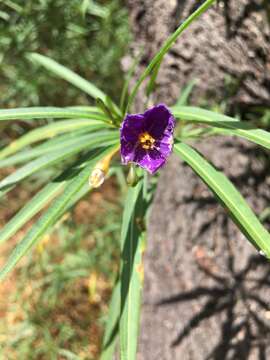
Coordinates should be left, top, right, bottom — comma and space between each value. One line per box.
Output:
127, 163, 139, 187
89, 146, 119, 188
89, 168, 105, 188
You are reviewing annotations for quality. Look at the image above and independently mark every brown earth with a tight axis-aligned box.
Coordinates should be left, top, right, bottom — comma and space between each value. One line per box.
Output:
0, 175, 119, 359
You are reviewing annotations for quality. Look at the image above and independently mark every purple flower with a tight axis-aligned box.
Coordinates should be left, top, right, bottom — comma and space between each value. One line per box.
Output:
120, 104, 175, 174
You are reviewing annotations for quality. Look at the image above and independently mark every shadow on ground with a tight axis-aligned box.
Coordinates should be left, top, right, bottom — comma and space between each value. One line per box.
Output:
157, 253, 270, 359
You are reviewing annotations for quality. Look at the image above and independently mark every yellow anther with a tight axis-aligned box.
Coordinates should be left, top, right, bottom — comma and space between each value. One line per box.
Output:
138, 132, 155, 150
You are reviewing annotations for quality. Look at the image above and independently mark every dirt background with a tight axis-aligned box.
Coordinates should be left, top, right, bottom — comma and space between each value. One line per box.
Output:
125, 0, 270, 358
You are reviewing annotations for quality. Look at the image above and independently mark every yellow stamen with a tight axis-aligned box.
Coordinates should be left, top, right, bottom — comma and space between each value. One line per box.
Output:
138, 132, 155, 150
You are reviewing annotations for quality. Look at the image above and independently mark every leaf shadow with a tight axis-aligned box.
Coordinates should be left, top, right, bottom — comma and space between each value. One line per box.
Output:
157, 253, 270, 359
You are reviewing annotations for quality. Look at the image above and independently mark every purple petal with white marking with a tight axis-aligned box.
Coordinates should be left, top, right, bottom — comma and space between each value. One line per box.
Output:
120, 104, 175, 174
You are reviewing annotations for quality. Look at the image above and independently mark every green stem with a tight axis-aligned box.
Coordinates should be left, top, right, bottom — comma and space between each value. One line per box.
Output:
125, 0, 216, 113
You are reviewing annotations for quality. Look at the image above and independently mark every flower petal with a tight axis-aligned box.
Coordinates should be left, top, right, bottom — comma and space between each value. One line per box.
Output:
121, 138, 136, 164
120, 114, 144, 143
120, 114, 144, 164
120, 104, 176, 174
144, 103, 174, 140
134, 147, 166, 174
156, 139, 173, 159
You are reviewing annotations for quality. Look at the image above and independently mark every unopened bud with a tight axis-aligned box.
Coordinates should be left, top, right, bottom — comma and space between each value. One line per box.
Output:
89, 147, 119, 189
89, 168, 105, 188
127, 163, 139, 187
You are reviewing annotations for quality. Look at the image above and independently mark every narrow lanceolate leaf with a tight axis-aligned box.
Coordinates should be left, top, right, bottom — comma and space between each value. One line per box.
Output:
0, 146, 116, 281
0, 131, 118, 192
29, 53, 107, 102
0, 182, 65, 244
120, 181, 146, 360
0, 119, 107, 160
126, 0, 216, 111
172, 106, 270, 150
0, 131, 89, 167
67, 105, 103, 113
0, 129, 96, 168
0, 166, 115, 246
52, 168, 115, 230
146, 58, 162, 97
175, 79, 197, 106
0, 107, 96, 121
174, 142, 270, 258
101, 280, 120, 360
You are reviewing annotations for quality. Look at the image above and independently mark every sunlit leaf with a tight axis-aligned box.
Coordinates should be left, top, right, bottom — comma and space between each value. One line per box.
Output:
29, 53, 108, 102
0, 107, 98, 121
175, 79, 197, 106
0, 146, 117, 281
174, 141, 270, 258
0, 119, 108, 160
101, 280, 120, 360
146, 59, 162, 97
120, 180, 146, 360
126, 0, 216, 111
0, 182, 64, 244
0, 131, 118, 193
0, 131, 91, 167
173, 106, 270, 150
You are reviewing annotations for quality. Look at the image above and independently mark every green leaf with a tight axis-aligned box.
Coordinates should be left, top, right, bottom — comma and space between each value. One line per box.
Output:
0, 182, 65, 244
0, 146, 116, 281
56, 167, 116, 220
0, 131, 90, 167
0, 166, 116, 246
174, 141, 270, 258
81, 0, 108, 18
126, 0, 216, 111
0, 107, 99, 121
28, 53, 107, 102
96, 98, 115, 122
101, 280, 120, 360
105, 96, 122, 119
172, 106, 270, 150
58, 349, 81, 360
0, 10, 9, 21
67, 105, 103, 112
146, 58, 162, 97
0, 129, 101, 168
29, 53, 121, 114
120, 180, 146, 360
0, 131, 118, 193
0, 119, 107, 160
175, 79, 197, 106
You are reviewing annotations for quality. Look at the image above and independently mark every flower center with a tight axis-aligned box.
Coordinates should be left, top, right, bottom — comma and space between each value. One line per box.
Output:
138, 132, 155, 150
